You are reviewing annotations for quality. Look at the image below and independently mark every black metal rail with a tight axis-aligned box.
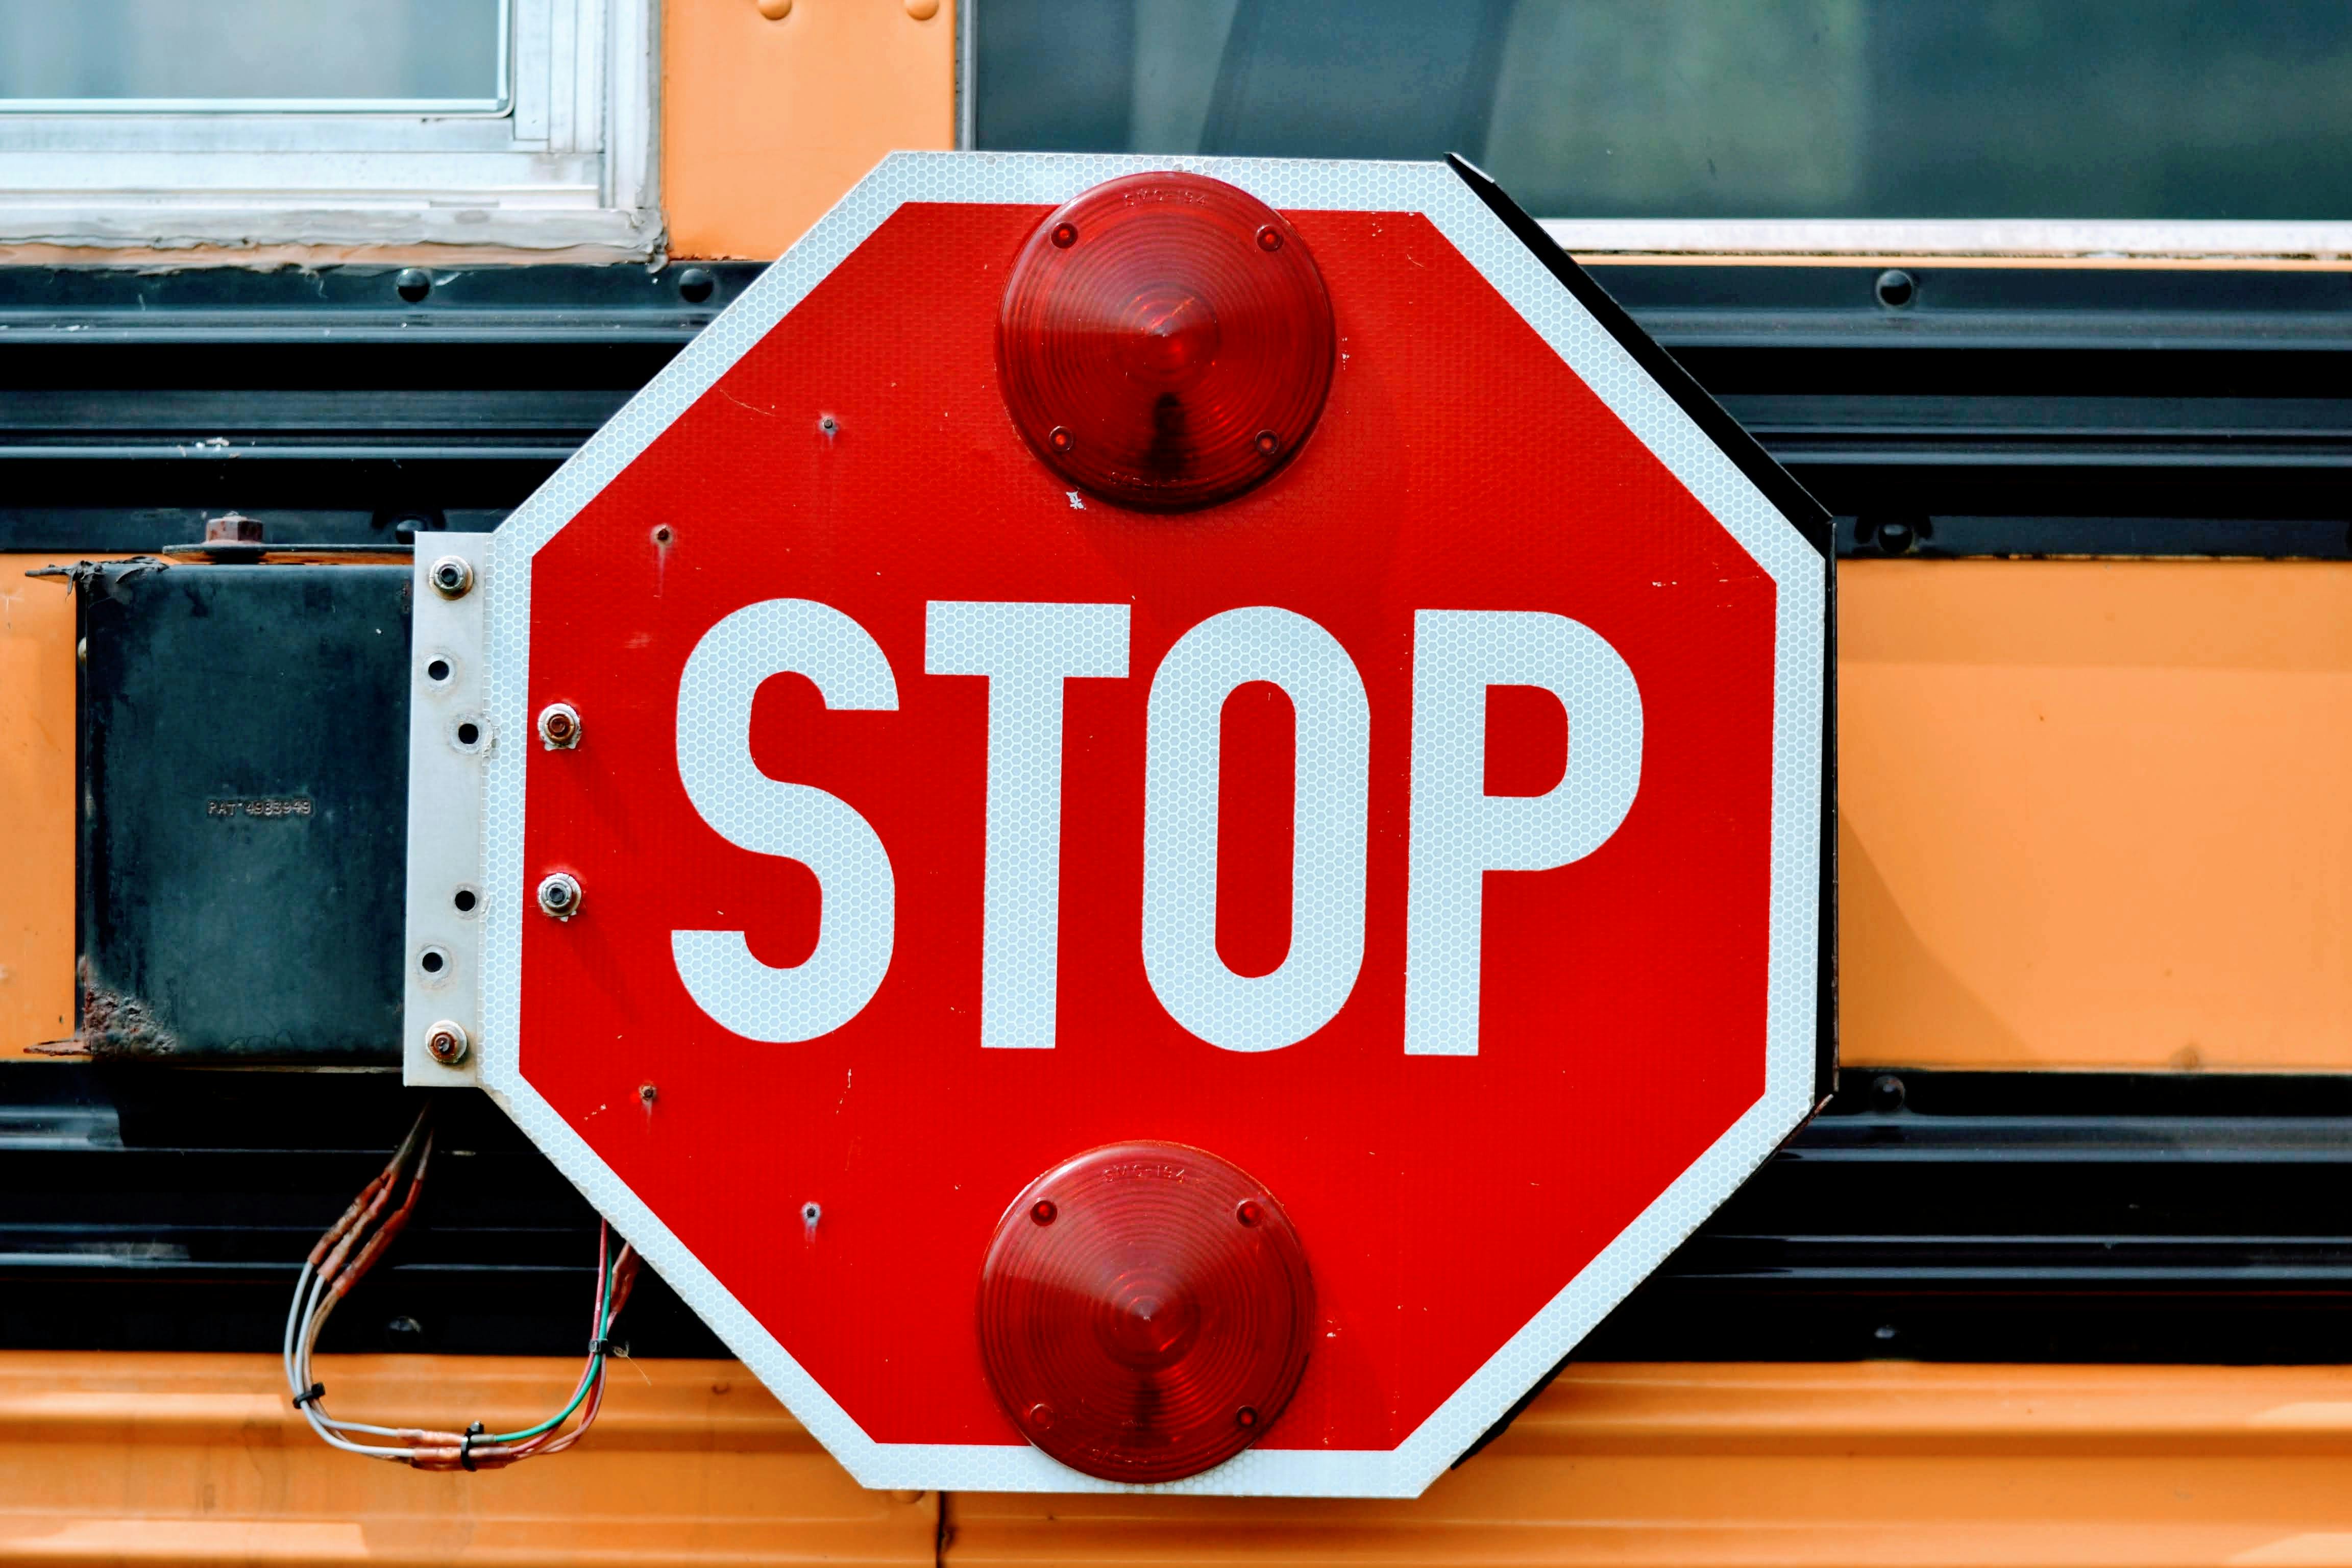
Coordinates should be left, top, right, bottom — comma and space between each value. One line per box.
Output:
1, 262, 2348, 556
5, 1066, 2350, 1362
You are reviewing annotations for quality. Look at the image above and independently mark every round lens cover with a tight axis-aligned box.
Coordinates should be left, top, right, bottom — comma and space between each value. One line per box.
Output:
997, 172, 1337, 511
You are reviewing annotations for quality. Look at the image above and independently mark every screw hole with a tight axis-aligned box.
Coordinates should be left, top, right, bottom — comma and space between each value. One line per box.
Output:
802, 1201, 822, 1224
455, 721, 480, 747
652, 524, 675, 546
425, 657, 452, 683
419, 948, 447, 976
452, 888, 478, 914
818, 413, 840, 437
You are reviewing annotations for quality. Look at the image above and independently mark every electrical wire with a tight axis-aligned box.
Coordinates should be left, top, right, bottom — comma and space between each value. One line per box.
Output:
282, 1104, 640, 1468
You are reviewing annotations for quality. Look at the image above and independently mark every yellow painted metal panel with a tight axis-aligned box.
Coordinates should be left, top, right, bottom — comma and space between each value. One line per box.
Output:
663, 0, 957, 262
951, 1362, 2352, 1565
0, 557, 93, 1058
0, 1352, 938, 1565
1841, 559, 2352, 1070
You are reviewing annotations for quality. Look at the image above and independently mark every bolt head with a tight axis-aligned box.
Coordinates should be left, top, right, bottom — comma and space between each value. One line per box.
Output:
536, 872, 583, 920
537, 702, 582, 750
426, 1020, 471, 1065
428, 555, 475, 600
204, 512, 265, 545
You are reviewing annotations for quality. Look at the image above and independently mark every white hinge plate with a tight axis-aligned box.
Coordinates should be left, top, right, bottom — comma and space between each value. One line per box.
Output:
402, 533, 494, 1087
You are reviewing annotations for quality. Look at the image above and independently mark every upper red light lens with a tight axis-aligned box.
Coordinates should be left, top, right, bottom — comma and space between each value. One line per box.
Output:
976, 1141, 1316, 1484
997, 172, 1336, 511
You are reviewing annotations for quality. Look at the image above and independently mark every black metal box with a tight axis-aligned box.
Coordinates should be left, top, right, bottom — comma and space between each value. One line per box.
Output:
77, 561, 409, 1062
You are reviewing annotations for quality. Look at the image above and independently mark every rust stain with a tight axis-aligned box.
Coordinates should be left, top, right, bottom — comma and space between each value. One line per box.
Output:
72, 958, 180, 1059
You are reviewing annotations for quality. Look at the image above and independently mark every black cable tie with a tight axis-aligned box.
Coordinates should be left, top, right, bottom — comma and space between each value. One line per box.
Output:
459, 1420, 484, 1472
589, 1336, 619, 1358
291, 1382, 326, 1409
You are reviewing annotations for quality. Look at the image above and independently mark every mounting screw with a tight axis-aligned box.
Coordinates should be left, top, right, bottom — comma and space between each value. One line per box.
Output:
677, 267, 715, 304
1870, 1073, 1907, 1113
428, 555, 475, 599
204, 512, 264, 545
536, 872, 583, 920
395, 267, 433, 304
425, 1020, 471, 1066
1874, 268, 1916, 309
537, 702, 581, 750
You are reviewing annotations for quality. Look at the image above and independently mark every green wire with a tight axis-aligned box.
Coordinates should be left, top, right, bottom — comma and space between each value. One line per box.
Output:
484, 1248, 622, 1444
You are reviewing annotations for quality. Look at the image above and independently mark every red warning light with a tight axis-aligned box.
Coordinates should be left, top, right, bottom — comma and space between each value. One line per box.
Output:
996, 172, 1336, 511
976, 1141, 1315, 1483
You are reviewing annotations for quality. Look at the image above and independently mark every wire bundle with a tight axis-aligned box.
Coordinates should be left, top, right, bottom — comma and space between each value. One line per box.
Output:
281, 1106, 642, 1469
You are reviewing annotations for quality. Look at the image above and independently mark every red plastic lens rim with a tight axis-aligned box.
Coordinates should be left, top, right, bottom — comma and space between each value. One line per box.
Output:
997, 172, 1337, 512
976, 1141, 1316, 1483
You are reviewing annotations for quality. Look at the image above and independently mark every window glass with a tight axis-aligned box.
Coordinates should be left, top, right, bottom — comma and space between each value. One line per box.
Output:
977, 0, 2352, 220
0, 0, 505, 109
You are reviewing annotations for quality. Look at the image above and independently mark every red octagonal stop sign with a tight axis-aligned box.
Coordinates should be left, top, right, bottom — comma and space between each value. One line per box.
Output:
455, 154, 1830, 1498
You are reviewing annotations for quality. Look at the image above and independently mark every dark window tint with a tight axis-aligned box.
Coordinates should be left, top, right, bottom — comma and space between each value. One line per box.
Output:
977, 1, 2352, 220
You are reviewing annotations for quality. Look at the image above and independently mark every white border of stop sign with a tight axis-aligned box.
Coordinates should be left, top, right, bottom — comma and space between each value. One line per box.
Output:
466, 153, 1827, 1499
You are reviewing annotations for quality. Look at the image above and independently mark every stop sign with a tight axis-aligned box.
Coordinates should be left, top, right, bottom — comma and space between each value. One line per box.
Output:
455, 153, 1830, 1498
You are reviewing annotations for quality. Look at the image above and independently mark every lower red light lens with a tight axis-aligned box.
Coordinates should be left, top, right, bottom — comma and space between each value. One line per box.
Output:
976, 1141, 1315, 1483
997, 172, 1336, 511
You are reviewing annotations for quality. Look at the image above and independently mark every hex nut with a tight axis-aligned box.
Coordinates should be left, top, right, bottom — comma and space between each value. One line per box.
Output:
537, 872, 583, 920
537, 702, 582, 750
428, 555, 476, 600
426, 1020, 471, 1066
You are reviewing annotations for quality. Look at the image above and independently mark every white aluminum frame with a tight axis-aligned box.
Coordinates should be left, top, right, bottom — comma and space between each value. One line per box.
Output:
0, 0, 658, 256
1541, 216, 2352, 261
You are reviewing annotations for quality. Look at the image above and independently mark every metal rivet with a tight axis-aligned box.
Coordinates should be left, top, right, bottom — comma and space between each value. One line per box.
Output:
677, 267, 715, 304
652, 524, 675, 547
802, 1200, 822, 1227
537, 872, 583, 920
428, 555, 474, 599
1874, 268, 1916, 309
537, 702, 581, 750
426, 1020, 470, 1066
904, 0, 939, 17
1870, 1073, 1906, 1112
395, 268, 432, 304
819, 413, 840, 437
640, 1082, 659, 1107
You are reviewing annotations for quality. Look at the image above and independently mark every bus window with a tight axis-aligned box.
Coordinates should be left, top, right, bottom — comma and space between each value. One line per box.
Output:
0, 0, 506, 112
975, 0, 2352, 224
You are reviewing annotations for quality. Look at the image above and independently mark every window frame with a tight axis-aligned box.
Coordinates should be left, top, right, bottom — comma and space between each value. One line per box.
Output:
0, 0, 659, 257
